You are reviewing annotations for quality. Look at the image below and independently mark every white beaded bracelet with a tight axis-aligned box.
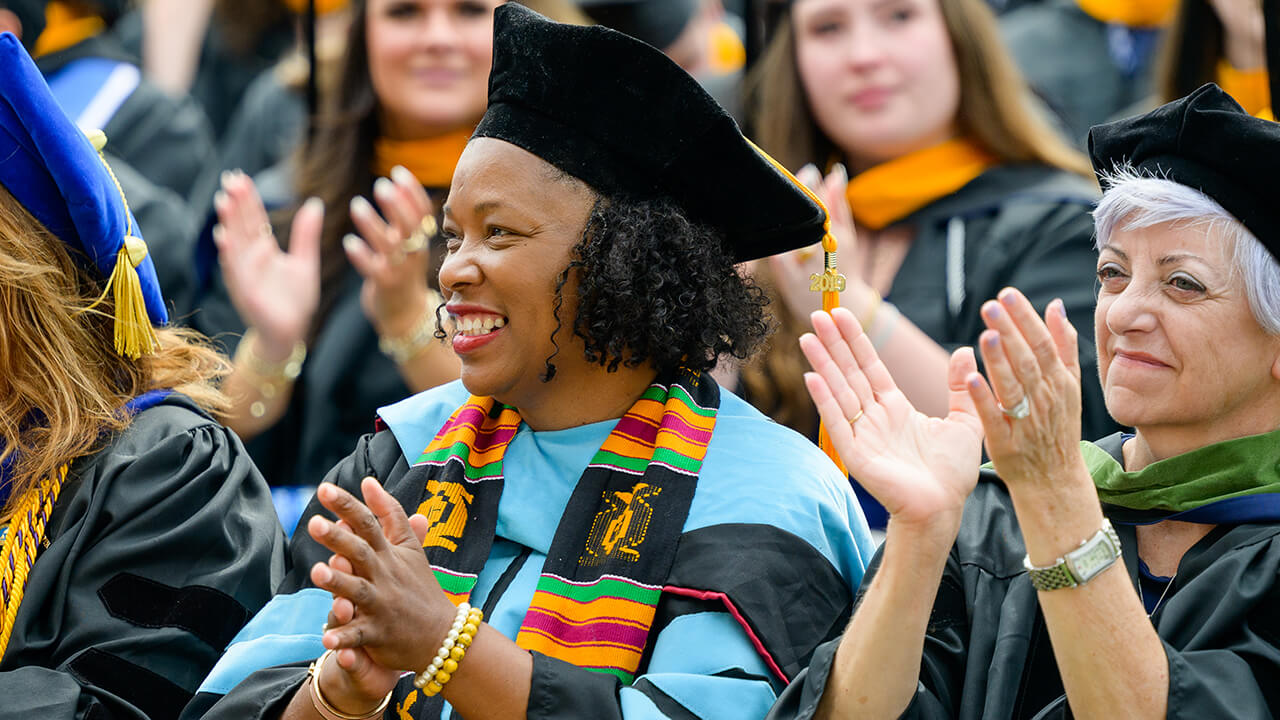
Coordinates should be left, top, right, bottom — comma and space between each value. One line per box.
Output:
413, 602, 484, 697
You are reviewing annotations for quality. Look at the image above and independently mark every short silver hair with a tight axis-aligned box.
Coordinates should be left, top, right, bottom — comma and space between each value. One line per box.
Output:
1093, 164, 1280, 335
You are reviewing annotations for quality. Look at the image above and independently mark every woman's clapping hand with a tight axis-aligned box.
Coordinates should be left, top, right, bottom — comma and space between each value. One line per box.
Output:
344, 166, 439, 339
213, 172, 322, 358
801, 307, 984, 536
968, 289, 1086, 493
306, 479, 459, 706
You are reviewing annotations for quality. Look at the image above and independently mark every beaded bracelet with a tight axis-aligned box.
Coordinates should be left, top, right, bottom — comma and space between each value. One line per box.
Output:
414, 602, 484, 697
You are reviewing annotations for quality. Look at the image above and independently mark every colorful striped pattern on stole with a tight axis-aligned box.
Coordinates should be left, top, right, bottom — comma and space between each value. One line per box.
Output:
415, 399, 521, 481
516, 381, 715, 682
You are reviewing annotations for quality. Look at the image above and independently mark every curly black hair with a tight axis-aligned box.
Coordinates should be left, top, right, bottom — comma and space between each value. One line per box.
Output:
543, 194, 773, 379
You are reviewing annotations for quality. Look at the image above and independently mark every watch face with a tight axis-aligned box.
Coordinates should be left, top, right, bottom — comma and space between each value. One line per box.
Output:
1066, 536, 1118, 582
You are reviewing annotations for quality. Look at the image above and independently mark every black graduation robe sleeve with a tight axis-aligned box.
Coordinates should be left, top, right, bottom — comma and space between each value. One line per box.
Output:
769, 475, 1280, 720
764, 542, 969, 720
0, 398, 285, 720
185, 429, 409, 720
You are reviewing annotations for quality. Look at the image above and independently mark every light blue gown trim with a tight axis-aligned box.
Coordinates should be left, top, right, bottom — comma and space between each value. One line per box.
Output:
197, 588, 330, 694
645, 612, 774, 681
640, 672, 778, 719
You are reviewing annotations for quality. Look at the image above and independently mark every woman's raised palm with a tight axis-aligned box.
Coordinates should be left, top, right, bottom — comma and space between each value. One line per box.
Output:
801, 308, 984, 528
213, 171, 322, 352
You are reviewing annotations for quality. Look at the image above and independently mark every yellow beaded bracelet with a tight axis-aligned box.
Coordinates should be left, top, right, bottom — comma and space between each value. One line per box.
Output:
414, 602, 484, 697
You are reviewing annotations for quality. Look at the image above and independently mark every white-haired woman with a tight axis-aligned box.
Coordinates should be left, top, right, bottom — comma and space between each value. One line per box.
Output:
768, 84, 1280, 720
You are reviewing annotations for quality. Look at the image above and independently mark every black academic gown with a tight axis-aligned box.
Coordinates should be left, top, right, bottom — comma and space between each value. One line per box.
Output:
181, 392, 864, 720
769, 433, 1280, 720
0, 393, 285, 720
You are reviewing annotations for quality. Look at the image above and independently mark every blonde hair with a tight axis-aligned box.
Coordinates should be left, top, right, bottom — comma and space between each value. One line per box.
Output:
0, 186, 230, 524
748, 0, 1092, 177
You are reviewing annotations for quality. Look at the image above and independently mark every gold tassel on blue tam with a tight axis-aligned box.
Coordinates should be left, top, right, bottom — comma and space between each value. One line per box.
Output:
0, 33, 167, 360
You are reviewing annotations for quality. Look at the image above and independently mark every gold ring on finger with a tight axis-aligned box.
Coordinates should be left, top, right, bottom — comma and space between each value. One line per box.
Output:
403, 229, 428, 254
848, 408, 865, 427
419, 215, 438, 238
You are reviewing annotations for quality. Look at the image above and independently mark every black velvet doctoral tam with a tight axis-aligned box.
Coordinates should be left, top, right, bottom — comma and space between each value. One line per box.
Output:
473, 3, 826, 263
1088, 83, 1280, 256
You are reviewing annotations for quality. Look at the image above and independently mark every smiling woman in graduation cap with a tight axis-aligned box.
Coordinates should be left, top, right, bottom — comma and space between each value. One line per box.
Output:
769, 84, 1280, 720
0, 32, 282, 720
186, 5, 875, 720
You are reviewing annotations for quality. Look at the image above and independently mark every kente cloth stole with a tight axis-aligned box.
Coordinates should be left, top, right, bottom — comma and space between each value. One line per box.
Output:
843, 137, 998, 231
407, 369, 718, 683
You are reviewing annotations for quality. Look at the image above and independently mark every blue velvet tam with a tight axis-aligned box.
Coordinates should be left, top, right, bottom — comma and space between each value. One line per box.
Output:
0, 32, 167, 330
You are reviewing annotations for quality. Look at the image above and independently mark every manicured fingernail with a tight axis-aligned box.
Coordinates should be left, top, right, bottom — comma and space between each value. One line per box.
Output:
391, 165, 416, 186
220, 170, 232, 188
342, 234, 361, 253
373, 177, 394, 199
833, 163, 848, 182
1053, 298, 1067, 318
983, 331, 999, 347
350, 195, 373, 218
998, 287, 1019, 304
213, 190, 227, 208
302, 196, 324, 214
982, 301, 1001, 318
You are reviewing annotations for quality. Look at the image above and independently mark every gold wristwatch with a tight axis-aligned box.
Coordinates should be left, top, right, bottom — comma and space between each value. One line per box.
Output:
1023, 518, 1121, 591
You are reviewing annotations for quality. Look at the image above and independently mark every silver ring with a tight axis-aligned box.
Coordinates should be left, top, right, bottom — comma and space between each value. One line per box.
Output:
999, 396, 1031, 420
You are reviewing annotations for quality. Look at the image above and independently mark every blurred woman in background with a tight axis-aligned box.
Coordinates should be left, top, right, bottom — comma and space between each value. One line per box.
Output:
202, 0, 583, 504
745, 0, 1118, 524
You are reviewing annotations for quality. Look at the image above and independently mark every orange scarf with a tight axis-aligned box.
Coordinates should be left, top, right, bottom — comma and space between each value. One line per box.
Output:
1075, 0, 1177, 27
844, 138, 998, 230
32, 1, 105, 58
280, 0, 351, 15
1216, 61, 1274, 120
373, 128, 473, 189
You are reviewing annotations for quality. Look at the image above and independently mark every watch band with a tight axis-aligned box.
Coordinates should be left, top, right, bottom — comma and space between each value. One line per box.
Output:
1024, 518, 1121, 591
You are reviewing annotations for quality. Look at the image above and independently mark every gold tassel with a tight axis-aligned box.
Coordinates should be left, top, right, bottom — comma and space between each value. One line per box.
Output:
745, 138, 849, 476
108, 236, 158, 359
82, 128, 159, 359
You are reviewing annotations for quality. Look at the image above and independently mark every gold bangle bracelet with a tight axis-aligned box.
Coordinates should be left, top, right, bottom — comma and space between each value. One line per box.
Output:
858, 286, 883, 332
236, 327, 306, 382
306, 650, 392, 720
234, 328, 307, 418
378, 290, 443, 365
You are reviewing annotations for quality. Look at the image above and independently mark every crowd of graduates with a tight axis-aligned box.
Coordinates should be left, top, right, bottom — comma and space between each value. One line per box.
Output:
4, 0, 1280, 718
